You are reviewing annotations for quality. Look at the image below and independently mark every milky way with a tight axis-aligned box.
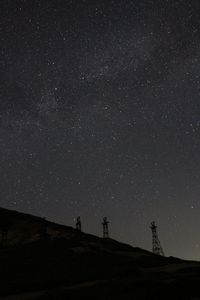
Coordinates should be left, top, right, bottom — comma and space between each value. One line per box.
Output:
1, 0, 200, 259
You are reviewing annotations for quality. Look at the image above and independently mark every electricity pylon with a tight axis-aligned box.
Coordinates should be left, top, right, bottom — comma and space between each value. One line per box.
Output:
102, 217, 109, 238
76, 216, 82, 231
150, 221, 164, 256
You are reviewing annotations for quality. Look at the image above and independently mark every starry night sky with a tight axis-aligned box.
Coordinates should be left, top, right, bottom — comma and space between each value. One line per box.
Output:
1, 0, 200, 260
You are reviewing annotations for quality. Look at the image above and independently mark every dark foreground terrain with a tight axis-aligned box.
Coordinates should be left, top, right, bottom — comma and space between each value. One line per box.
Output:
0, 208, 200, 300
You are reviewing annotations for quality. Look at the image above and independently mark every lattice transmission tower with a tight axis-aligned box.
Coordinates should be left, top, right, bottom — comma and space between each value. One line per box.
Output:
150, 221, 164, 256
102, 217, 109, 238
76, 216, 82, 231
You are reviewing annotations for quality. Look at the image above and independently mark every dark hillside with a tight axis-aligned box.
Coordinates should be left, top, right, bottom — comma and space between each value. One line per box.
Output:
0, 208, 200, 300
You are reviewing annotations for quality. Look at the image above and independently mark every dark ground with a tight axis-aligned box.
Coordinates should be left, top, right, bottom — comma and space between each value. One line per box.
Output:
0, 208, 200, 300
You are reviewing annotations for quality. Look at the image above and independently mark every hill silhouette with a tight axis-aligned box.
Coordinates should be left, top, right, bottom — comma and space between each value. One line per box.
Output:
0, 207, 200, 299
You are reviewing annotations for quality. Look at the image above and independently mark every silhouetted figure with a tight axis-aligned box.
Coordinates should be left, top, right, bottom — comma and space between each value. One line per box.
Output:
150, 221, 164, 256
102, 217, 109, 238
76, 216, 82, 231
